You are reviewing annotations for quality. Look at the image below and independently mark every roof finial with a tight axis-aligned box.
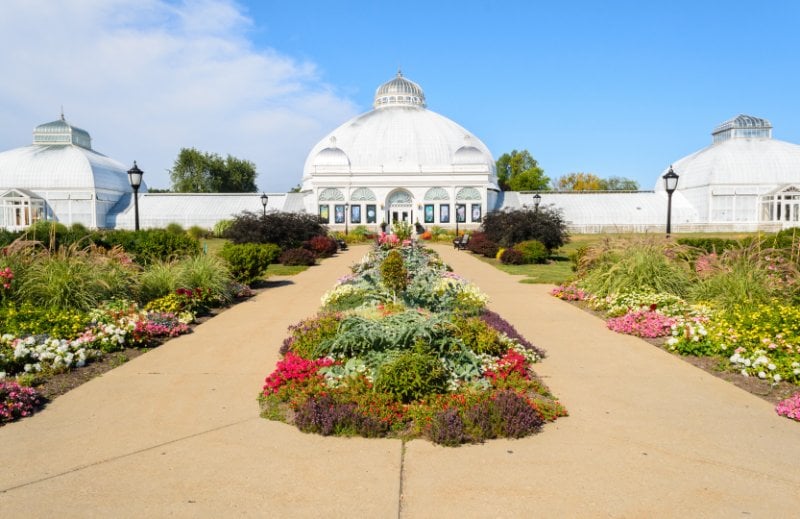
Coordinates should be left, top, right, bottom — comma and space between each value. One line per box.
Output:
397, 67, 403, 78
60, 106, 65, 121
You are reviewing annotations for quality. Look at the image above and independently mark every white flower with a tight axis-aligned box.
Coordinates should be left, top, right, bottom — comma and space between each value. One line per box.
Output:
744, 359, 752, 367
758, 371, 767, 379
773, 374, 782, 383
768, 363, 776, 371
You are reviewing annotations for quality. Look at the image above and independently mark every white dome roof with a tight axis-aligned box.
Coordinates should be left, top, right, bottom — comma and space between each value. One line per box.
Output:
303, 73, 495, 177
0, 144, 133, 193
657, 115, 800, 191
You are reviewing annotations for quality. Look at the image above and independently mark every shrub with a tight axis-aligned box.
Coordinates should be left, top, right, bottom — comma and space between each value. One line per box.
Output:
91, 229, 200, 265
279, 247, 317, 266
380, 250, 408, 294
304, 235, 338, 258
0, 381, 44, 424
392, 221, 413, 241
187, 225, 211, 240
165, 223, 185, 235
499, 248, 525, 265
219, 242, 281, 284
213, 219, 233, 238
466, 231, 499, 258
482, 206, 569, 250
514, 239, 548, 264
451, 315, 507, 356
224, 211, 327, 248
373, 351, 448, 403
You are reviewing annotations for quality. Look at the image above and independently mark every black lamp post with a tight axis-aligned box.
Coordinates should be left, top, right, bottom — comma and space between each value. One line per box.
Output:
663, 165, 679, 237
127, 161, 143, 231
344, 202, 349, 235
532, 193, 542, 213
260, 192, 269, 217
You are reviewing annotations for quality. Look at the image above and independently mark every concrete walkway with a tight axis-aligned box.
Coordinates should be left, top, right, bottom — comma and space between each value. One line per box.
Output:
1, 244, 799, 517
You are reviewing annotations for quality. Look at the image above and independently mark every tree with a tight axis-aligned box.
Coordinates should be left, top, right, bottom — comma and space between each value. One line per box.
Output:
555, 172, 605, 191
495, 150, 550, 191
603, 176, 640, 191
555, 173, 640, 191
169, 148, 258, 193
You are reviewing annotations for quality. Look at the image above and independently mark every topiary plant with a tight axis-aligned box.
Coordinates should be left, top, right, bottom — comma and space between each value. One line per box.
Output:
380, 249, 408, 295
219, 242, 281, 284
373, 351, 448, 403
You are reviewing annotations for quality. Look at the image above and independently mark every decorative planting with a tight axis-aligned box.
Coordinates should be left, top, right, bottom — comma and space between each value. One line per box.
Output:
260, 243, 566, 445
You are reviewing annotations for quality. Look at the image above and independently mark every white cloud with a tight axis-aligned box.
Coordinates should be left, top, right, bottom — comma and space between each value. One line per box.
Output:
0, 0, 358, 190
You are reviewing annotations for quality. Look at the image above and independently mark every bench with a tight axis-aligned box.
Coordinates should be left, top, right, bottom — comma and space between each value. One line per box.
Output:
453, 234, 470, 250
336, 238, 348, 251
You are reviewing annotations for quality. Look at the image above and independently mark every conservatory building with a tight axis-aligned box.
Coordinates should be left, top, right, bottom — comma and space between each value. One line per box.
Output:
0, 115, 142, 231
300, 71, 500, 230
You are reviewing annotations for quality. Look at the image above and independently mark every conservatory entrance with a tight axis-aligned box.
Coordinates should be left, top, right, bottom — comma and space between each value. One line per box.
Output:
386, 189, 414, 224
760, 185, 800, 225
0, 189, 46, 231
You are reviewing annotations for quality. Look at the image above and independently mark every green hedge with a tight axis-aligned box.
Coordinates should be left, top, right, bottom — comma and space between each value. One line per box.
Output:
219, 242, 281, 284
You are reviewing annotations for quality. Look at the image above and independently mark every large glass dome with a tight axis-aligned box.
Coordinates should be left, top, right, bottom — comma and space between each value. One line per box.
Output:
657, 114, 800, 191
303, 72, 495, 181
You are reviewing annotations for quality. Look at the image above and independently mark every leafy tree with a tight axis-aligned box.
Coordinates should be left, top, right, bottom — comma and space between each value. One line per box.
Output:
603, 176, 640, 191
555, 172, 605, 191
169, 148, 258, 193
555, 173, 639, 191
481, 207, 569, 251
495, 150, 550, 191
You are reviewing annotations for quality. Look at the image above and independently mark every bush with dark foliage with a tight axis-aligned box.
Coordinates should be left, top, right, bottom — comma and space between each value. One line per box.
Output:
499, 248, 525, 265
481, 207, 568, 251
304, 235, 339, 258
279, 247, 317, 266
466, 231, 500, 258
223, 211, 328, 249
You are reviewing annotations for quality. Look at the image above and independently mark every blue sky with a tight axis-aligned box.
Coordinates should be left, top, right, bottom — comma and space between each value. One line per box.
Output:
2, 0, 799, 191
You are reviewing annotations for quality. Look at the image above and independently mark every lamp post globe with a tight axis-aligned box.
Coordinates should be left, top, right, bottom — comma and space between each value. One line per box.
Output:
260, 192, 269, 217
532, 193, 542, 212
662, 166, 679, 237
127, 161, 144, 231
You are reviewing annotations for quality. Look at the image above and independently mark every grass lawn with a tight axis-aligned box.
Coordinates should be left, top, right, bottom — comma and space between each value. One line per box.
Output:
264, 264, 308, 277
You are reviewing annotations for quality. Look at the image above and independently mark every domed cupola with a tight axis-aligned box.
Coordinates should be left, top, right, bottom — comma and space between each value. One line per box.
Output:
33, 112, 92, 149
712, 114, 772, 144
313, 136, 350, 167
373, 70, 426, 109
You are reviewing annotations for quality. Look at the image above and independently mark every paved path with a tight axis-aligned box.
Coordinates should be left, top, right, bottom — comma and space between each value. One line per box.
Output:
1, 244, 799, 517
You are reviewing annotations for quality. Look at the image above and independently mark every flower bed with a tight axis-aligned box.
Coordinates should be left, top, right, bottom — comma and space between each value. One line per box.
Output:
260, 244, 566, 445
